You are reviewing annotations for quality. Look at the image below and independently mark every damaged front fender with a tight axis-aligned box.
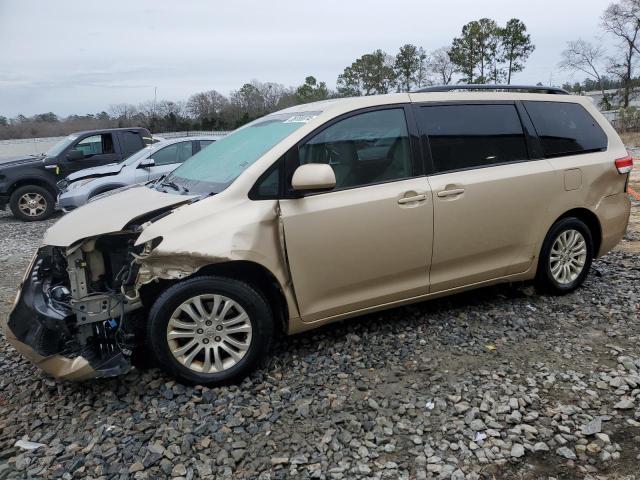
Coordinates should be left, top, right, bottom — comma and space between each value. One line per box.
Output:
133, 196, 300, 323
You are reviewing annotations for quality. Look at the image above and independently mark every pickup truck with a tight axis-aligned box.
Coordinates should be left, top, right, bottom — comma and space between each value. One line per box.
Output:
0, 127, 153, 221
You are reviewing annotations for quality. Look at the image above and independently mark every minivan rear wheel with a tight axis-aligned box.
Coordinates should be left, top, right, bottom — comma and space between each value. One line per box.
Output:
536, 217, 594, 294
147, 276, 273, 386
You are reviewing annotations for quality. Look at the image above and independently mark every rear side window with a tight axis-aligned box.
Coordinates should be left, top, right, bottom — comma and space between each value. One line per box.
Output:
419, 104, 528, 173
120, 131, 145, 155
523, 101, 607, 157
199, 140, 215, 149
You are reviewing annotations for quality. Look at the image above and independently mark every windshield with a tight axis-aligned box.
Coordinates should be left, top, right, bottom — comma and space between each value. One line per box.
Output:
45, 135, 78, 157
122, 145, 154, 165
165, 111, 320, 194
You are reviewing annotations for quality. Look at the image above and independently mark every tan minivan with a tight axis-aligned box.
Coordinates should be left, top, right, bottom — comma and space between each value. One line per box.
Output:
5, 85, 632, 385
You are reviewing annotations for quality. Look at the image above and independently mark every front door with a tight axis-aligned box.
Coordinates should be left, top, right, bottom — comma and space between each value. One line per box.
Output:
416, 103, 556, 292
279, 107, 433, 323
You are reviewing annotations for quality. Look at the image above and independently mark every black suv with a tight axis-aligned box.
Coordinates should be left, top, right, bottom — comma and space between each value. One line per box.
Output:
0, 127, 152, 221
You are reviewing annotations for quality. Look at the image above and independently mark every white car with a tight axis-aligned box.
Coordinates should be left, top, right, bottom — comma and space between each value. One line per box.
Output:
57, 136, 220, 211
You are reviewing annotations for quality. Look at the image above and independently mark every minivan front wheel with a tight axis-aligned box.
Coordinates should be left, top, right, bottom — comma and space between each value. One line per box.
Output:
536, 217, 594, 294
147, 276, 273, 385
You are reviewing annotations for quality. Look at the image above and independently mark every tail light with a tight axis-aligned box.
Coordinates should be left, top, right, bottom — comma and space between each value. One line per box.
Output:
615, 156, 634, 174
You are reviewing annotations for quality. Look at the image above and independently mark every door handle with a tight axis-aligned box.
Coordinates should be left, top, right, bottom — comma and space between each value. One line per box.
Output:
437, 188, 465, 198
398, 194, 428, 204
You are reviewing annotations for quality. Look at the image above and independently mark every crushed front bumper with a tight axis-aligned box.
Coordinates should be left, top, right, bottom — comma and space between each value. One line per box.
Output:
3, 250, 131, 381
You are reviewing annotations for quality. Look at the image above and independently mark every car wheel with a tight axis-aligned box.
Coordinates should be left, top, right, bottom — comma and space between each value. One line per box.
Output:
536, 217, 594, 294
9, 185, 55, 221
147, 276, 274, 386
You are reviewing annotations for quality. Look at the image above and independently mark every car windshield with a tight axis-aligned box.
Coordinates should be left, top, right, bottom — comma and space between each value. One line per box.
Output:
164, 111, 320, 195
121, 145, 154, 165
45, 135, 78, 157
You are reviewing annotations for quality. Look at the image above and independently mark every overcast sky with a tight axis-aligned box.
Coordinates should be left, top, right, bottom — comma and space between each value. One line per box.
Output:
0, 0, 613, 117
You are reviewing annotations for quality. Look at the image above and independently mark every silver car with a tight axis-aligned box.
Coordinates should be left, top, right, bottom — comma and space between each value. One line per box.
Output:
57, 136, 220, 212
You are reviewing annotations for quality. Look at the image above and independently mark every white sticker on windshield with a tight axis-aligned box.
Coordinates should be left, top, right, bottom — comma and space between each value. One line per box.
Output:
284, 114, 319, 124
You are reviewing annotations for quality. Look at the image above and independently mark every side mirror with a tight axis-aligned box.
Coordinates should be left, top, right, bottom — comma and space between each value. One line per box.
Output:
138, 158, 155, 168
291, 164, 336, 192
67, 149, 84, 161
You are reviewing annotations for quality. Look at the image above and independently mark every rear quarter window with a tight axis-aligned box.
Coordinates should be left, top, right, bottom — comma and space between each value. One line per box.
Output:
523, 101, 607, 158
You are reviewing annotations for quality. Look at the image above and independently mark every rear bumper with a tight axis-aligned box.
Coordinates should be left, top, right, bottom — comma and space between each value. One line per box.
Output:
596, 192, 632, 256
3, 249, 129, 381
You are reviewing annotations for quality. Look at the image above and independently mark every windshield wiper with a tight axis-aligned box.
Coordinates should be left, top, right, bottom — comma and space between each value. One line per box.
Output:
159, 179, 189, 194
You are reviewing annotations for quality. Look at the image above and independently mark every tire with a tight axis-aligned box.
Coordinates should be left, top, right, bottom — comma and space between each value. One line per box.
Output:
147, 276, 274, 386
9, 185, 55, 222
535, 217, 594, 295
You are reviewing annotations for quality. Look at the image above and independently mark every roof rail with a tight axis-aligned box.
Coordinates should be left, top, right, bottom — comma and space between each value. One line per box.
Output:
414, 84, 570, 95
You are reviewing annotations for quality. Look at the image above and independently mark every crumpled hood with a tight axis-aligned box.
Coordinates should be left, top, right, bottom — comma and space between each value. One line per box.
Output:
44, 185, 196, 247
0, 155, 45, 168
66, 162, 123, 182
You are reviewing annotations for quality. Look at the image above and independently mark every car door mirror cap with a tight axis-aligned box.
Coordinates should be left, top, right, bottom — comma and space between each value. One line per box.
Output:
291, 164, 336, 192
67, 149, 84, 161
138, 158, 155, 168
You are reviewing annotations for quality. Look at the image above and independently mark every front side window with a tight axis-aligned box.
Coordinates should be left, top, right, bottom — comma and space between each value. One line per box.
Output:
167, 111, 320, 195
298, 108, 412, 190
523, 101, 607, 157
153, 141, 193, 166
75, 134, 114, 156
252, 163, 281, 198
419, 104, 528, 173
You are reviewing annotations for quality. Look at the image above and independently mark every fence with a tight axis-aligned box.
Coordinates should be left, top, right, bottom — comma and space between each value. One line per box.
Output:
600, 110, 621, 129
156, 130, 230, 139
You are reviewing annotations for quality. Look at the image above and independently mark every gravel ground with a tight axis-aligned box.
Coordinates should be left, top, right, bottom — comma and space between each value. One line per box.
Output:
0, 192, 639, 479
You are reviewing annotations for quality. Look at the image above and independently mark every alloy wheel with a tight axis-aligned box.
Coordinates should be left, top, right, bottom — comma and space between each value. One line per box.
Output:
166, 294, 252, 373
18, 193, 47, 217
549, 229, 587, 285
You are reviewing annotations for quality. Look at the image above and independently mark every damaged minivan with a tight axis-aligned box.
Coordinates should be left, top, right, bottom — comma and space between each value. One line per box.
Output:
4, 86, 632, 385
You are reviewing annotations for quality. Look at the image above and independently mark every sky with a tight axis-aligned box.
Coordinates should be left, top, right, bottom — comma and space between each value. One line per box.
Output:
0, 0, 614, 117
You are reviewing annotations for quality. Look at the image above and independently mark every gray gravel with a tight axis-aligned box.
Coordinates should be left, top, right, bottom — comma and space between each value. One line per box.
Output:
0, 206, 639, 480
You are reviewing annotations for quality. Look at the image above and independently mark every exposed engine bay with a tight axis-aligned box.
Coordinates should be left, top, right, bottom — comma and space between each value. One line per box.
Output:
7, 232, 151, 378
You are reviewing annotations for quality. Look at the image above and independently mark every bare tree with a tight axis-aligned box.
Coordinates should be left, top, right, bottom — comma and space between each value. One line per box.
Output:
559, 39, 610, 108
186, 90, 228, 120
427, 47, 456, 85
109, 103, 137, 126
601, 0, 640, 107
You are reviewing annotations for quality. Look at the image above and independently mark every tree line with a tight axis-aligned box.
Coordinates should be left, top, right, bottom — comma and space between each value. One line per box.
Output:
559, 0, 640, 110
0, 14, 539, 140
16, 4, 640, 138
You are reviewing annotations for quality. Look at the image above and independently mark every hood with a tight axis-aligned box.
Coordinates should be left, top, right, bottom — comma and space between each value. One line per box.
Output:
44, 185, 196, 247
66, 162, 123, 182
0, 154, 46, 168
